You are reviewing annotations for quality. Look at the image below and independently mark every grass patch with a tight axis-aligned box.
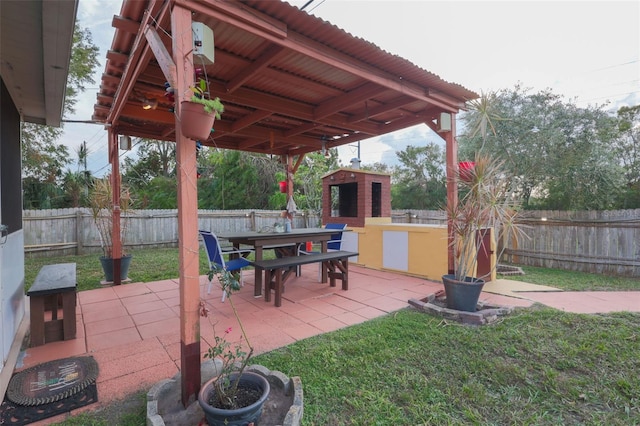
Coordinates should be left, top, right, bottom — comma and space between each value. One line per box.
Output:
499, 264, 640, 291
52, 308, 640, 425
25, 248, 640, 293
252, 308, 640, 425
24, 247, 270, 293
24, 249, 638, 424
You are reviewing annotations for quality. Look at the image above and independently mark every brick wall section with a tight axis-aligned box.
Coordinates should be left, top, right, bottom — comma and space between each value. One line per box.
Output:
322, 169, 391, 227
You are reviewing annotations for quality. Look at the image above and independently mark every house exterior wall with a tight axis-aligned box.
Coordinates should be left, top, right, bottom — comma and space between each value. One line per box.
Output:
0, 78, 26, 375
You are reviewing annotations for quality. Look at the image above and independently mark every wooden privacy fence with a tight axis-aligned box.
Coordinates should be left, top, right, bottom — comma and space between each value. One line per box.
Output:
502, 210, 640, 278
23, 208, 640, 277
22, 209, 321, 257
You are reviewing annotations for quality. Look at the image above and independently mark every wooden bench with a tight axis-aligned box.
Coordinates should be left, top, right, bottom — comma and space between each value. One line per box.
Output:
251, 251, 358, 307
27, 263, 77, 347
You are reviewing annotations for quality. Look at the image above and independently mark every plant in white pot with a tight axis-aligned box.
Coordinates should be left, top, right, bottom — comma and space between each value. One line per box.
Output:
180, 78, 224, 141
444, 153, 527, 311
89, 176, 134, 283
198, 266, 270, 426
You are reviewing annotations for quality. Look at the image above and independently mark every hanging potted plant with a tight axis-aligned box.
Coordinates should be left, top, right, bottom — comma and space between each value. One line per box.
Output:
198, 266, 270, 426
179, 78, 224, 141
444, 154, 527, 311
89, 176, 134, 283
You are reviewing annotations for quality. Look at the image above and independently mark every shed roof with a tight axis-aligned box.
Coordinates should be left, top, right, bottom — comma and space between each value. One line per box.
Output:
93, 0, 478, 156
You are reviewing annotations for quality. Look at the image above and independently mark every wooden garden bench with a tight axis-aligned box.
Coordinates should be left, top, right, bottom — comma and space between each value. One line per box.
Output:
251, 250, 358, 307
27, 263, 77, 347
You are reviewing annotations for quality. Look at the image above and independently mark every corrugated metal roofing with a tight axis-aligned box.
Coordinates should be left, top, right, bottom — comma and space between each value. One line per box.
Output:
93, 0, 478, 156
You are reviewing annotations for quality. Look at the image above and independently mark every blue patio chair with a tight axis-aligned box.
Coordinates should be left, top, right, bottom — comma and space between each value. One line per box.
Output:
297, 223, 347, 277
199, 230, 252, 302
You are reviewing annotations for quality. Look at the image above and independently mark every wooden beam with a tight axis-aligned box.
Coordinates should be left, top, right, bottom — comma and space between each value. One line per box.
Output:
182, 0, 460, 112
284, 122, 322, 138
107, 0, 164, 125
314, 83, 381, 120
231, 109, 273, 132
177, 0, 287, 40
144, 26, 177, 88
106, 50, 129, 63
209, 80, 381, 135
215, 49, 342, 98
225, 43, 285, 93
347, 96, 416, 123
112, 15, 140, 34
292, 153, 304, 174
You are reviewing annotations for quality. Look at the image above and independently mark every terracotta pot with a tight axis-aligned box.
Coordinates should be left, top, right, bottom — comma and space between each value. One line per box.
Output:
442, 274, 485, 312
198, 371, 270, 426
179, 101, 215, 141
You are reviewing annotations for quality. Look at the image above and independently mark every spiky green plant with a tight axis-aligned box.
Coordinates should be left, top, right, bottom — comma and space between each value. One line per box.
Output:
447, 154, 528, 281
89, 176, 133, 258
189, 78, 224, 118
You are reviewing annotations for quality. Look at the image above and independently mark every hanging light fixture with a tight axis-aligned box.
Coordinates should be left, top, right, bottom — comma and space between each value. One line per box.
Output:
141, 97, 158, 110
320, 136, 330, 158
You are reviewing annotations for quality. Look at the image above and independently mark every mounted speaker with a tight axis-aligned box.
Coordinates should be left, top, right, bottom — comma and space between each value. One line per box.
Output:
437, 113, 452, 132
192, 22, 215, 65
119, 135, 131, 150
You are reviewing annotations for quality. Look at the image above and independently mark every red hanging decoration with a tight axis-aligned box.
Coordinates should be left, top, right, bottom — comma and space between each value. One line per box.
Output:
458, 161, 475, 182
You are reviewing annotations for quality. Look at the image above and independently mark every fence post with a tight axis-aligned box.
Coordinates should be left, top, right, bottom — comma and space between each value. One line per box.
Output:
407, 212, 412, 223
76, 209, 84, 255
250, 211, 256, 231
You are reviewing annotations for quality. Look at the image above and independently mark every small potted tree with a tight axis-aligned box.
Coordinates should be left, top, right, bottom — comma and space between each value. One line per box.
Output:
179, 78, 224, 141
443, 153, 527, 311
89, 176, 134, 283
198, 266, 270, 425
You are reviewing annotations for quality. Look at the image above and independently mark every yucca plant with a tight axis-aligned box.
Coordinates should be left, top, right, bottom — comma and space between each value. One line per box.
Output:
89, 176, 133, 258
447, 154, 528, 281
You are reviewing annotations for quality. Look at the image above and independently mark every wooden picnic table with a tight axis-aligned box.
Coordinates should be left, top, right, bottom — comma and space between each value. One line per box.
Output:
218, 228, 345, 297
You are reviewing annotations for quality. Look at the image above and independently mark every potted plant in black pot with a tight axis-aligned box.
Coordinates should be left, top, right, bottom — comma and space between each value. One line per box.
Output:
443, 154, 527, 311
198, 266, 270, 426
179, 78, 224, 141
89, 176, 134, 283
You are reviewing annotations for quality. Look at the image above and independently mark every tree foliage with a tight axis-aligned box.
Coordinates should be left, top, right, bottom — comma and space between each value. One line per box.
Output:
458, 86, 624, 210
391, 143, 446, 209
22, 23, 100, 208
287, 150, 340, 215
197, 150, 280, 210
612, 105, 640, 208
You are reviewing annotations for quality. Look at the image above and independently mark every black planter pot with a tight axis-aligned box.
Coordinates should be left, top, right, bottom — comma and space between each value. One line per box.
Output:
99, 254, 132, 282
442, 274, 485, 312
198, 371, 270, 426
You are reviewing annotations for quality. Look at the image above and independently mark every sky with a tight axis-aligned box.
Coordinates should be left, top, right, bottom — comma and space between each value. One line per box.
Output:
65, 0, 640, 174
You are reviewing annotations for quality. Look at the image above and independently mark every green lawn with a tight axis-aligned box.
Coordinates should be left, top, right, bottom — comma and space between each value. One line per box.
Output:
500, 263, 640, 291
22, 249, 638, 425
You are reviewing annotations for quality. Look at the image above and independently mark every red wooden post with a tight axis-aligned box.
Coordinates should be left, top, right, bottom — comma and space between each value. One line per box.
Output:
445, 114, 458, 274
109, 130, 122, 285
172, 5, 201, 407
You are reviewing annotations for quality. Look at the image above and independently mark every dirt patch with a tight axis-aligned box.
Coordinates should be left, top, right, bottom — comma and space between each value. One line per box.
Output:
148, 362, 303, 426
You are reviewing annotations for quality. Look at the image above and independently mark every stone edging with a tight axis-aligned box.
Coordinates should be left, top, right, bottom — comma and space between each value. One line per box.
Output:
408, 290, 514, 325
146, 360, 303, 426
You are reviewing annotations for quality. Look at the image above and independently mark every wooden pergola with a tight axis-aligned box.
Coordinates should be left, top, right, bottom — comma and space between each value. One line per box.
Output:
93, 0, 478, 405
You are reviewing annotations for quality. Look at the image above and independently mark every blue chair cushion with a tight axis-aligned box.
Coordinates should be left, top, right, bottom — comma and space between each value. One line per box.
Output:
225, 257, 251, 271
